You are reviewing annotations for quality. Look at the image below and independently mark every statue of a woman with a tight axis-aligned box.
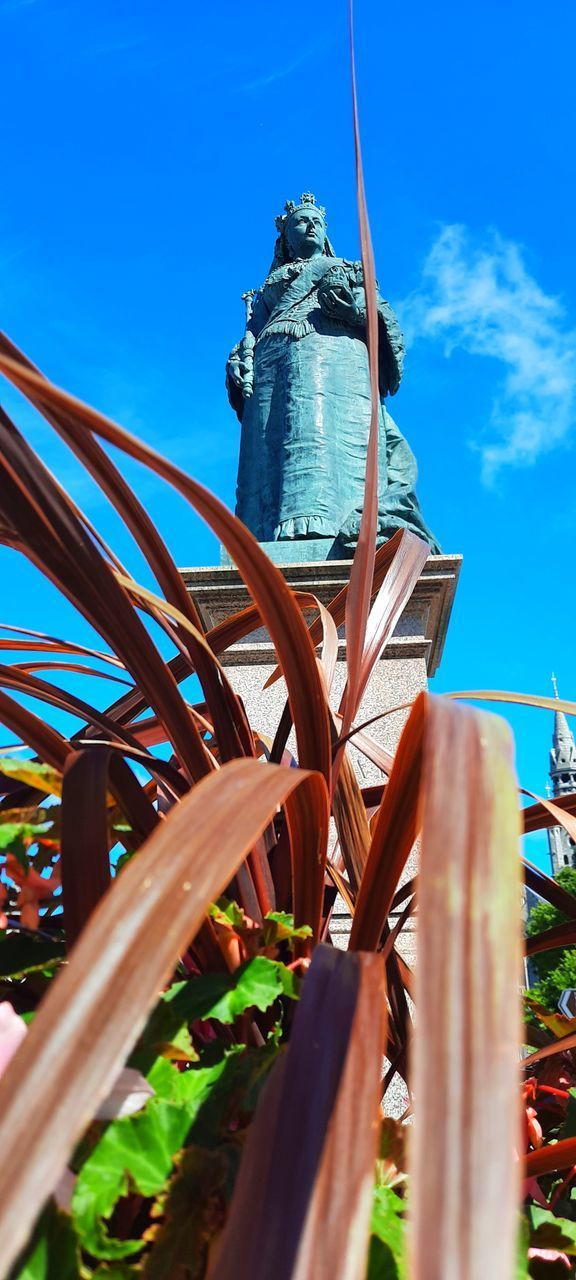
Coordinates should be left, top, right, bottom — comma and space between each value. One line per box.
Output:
226, 193, 440, 554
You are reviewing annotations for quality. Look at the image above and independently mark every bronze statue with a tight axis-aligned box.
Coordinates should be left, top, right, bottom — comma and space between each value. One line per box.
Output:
226, 193, 439, 557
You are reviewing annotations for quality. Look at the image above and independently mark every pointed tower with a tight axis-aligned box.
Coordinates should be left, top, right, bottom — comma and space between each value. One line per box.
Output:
547, 675, 576, 874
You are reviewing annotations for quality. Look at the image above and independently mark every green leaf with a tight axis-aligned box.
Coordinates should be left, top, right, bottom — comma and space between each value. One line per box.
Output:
0, 935, 65, 978
69, 955, 295, 1263
262, 910, 312, 945
114, 850, 136, 875
208, 898, 247, 929
208, 901, 312, 948
0, 822, 54, 852
8, 1203, 81, 1280
71, 1056, 230, 1260
1, 833, 30, 872
366, 1238, 401, 1280
528, 1206, 576, 1255
136, 957, 299, 1064
202, 955, 299, 1020
186, 1040, 281, 1152
517, 1215, 530, 1279
0, 759, 62, 797
367, 1186, 406, 1280
141, 1145, 231, 1279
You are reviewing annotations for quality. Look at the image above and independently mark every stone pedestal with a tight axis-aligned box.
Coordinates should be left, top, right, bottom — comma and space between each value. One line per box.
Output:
183, 553, 460, 1114
182, 551, 460, 915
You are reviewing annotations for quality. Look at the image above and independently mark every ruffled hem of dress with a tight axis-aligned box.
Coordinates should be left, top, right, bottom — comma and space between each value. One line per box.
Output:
338, 516, 441, 555
273, 515, 339, 541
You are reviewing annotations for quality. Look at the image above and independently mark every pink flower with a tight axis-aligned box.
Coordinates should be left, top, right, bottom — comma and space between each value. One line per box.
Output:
0, 881, 7, 930
0, 1002, 153, 1116
0, 1002, 28, 1076
528, 1247, 571, 1270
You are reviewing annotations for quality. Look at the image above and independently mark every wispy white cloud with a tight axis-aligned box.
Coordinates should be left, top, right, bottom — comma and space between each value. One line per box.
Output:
399, 225, 576, 482
241, 38, 334, 92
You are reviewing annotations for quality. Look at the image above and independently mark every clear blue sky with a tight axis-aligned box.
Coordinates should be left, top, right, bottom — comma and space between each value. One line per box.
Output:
1, 0, 575, 869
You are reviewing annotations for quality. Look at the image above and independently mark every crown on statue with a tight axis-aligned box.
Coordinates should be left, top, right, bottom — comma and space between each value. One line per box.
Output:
275, 192, 326, 232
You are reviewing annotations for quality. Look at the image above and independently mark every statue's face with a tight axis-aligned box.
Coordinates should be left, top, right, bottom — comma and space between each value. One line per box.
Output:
285, 207, 326, 260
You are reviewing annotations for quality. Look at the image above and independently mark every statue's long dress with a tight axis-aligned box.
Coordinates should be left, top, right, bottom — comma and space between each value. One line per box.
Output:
233, 256, 440, 552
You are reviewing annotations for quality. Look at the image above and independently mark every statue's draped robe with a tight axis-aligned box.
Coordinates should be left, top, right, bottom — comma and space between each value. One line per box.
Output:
228, 255, 440, 553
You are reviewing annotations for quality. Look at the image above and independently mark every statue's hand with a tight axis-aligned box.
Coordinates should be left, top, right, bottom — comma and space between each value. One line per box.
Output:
226, 353, 252, 397
319, 281, 361, 323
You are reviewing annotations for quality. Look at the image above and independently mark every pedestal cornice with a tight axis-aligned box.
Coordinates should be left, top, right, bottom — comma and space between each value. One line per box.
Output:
181, 553, 461, 678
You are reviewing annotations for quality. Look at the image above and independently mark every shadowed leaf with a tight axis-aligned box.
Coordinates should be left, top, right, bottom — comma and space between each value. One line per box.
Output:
209, 944, 386, 1280
0, 758, 62, 798
524, 1031, 576, 1067
8, 1202, 81, 1280
141, 1145, 230, 1279
0, 935, 65, 979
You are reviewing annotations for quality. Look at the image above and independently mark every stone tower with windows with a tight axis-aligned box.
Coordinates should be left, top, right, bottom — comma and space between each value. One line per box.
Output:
547, 676, 576, 874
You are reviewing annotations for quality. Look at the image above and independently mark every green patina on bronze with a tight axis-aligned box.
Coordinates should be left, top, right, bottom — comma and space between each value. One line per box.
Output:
226, 193, 439, 560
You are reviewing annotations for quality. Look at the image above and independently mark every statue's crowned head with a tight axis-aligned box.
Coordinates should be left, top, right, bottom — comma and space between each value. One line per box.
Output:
271, 193, 334, 268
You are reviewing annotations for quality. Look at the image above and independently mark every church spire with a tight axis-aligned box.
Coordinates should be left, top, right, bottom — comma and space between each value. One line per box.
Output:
549, 675, 576, 794
547, 675, 576, 874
